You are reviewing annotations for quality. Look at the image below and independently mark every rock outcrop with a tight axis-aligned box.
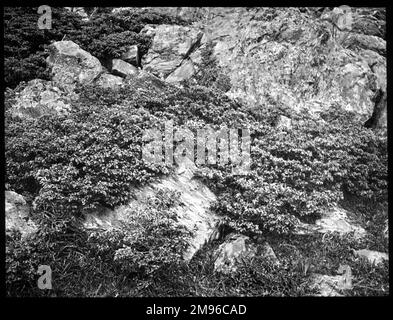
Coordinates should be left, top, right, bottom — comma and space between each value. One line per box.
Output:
5, 191, 37, 239
139, 7, 386, 127
141, 24, 204, 82
84, 159, 221, 261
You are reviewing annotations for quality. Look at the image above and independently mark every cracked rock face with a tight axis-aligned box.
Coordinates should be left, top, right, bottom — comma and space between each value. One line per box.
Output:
140, 7, 386, 127
141, 24, 204, 82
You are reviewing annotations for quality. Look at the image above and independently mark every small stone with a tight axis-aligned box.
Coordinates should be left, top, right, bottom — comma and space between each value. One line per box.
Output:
353, 249, 388, 265
121, 45, 140, 67
111, 59, 139, 78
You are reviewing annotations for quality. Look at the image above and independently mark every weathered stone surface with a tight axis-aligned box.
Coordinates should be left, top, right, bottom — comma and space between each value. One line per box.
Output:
353, 249, 388, 265
8, 79, 73, 118
152, 7, 385, 124
84, 158, 221, 261
121, 45, 140, 67
141, 24, 203, 80
214, 234, 257, 274
295, 206, 367, 238
95, 73, 123, 89
111, 59, 139, 78
5, 191, 37, 239
47, 41, 102, 92
124, 69, 168, 94
166, 59, 195, 83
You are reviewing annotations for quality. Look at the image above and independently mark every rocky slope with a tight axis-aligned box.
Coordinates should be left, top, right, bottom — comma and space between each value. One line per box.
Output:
5, 6, 388, 297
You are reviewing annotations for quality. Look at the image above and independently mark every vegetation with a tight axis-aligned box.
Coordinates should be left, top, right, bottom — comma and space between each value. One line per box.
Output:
5, 7, 388, 297
4, 7, 187, 88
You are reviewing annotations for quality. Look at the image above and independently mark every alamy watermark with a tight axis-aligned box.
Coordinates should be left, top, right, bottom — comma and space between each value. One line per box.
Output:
142, 121, 251, 173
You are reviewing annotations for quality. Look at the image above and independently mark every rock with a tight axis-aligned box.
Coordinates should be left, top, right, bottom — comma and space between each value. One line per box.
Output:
275, 115, 292, 130
8, 79, 74, 118
65, 7, 89, 21
316, 207, 366, 237
166, 59, 195, 83
353, 249, 388, 265
47, 41, 102, 92
174, 7, 385, 124
124, 69, 168, 94
309, 264, 353, 296
310, 273, 349, 296
342, 33, 386, 56
5, 191, 37, 239
214, 234, 257, 274
111, 59, 138, 78
141, 24, 203, 80
121, 45, 140, 67
295, 206, 367, 238
95, 73, 123, 89
352, 7, 386, 39
259, 242, 280, 265
84, 158, 221, 261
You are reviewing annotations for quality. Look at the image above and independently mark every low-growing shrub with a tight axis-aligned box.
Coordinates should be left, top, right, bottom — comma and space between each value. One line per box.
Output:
196, 107, 387, 235
5, 85, 170, 214
87, 189, 191, 280
4, 7, 188, 88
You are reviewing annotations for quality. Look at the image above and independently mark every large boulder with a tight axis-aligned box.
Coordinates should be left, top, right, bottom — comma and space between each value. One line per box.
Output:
46, 40, 103, 92
5, 191, 37, 239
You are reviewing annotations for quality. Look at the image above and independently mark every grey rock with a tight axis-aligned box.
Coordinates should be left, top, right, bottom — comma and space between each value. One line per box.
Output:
96, 73, 123, 89
111, 59, 139, 78
47, 41, 102, 92
121, 45, 140, 67
5, 191, 37, 239
353, 249, 388, 265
